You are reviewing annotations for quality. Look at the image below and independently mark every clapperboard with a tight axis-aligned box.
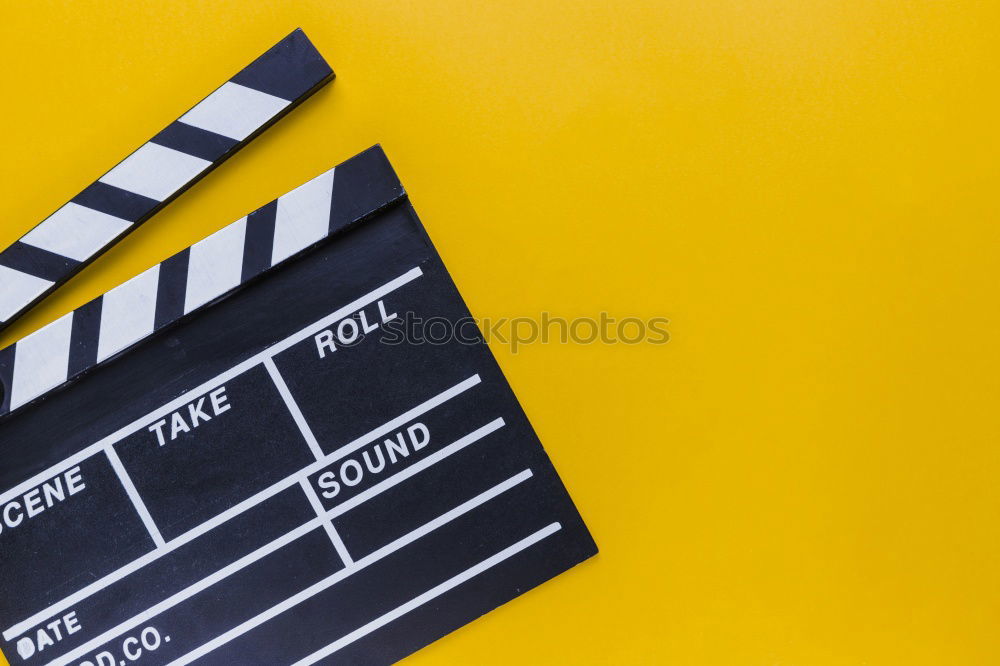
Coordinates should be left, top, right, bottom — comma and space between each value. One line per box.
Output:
0, 29, 596, 666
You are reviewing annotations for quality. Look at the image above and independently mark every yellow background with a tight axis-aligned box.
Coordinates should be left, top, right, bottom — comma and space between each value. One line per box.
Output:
2, 1, 999, 663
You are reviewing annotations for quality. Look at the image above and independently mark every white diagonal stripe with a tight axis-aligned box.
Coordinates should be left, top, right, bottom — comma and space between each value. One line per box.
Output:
178, 81, 290, 141
272, 168, 335, 265
0, 266, 52, 323
21, 203, 132, 262
184, 217, 247, 313
100, 143, 211, 202
98, 265, 160, 362
264, 358, 324, 460
9, 312, 73, 410
105, 447, 166, 548
293, 523, 562, 665
300, 478, 354, 566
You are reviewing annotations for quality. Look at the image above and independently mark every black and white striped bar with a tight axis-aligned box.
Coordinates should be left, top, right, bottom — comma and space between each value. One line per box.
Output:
0, 146, 404, 419
0, 28, 333, 333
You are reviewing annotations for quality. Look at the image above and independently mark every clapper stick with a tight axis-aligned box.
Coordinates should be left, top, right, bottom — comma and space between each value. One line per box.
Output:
0, 146, 596, 665
0, 28, 333, 334
0, 147, 401, 418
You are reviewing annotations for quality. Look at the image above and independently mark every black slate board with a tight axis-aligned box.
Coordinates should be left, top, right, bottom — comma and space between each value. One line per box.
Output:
0, 146, 597, 665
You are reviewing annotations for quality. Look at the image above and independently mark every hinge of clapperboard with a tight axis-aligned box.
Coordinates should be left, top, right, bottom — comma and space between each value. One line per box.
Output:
0, 29, 405, 421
